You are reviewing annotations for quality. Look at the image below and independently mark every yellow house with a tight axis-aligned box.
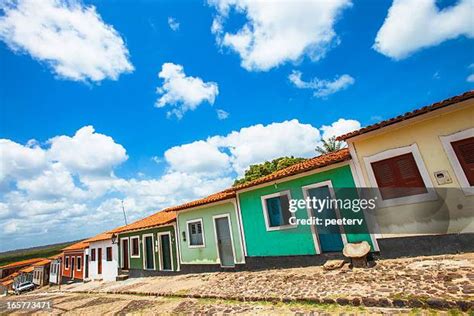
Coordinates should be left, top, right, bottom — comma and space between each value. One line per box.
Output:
337, 91, 473, 256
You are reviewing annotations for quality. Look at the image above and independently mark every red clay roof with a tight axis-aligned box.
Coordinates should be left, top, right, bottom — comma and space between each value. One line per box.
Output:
337, 91, 474, 141
85, 226, 125, 243
62, 241, 89, 252
19, 266, 34, 273
32, 259, 51, 267
115, 210, 176, 233
164, 190, 236, 213
233, 148, 351, 191
0, 258, 45, 270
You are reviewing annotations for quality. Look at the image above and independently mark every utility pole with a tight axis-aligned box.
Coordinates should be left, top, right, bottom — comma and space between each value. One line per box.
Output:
121, 200, 128, 225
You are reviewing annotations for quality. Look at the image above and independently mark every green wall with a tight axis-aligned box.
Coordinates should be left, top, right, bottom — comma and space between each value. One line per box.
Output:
118, 224, 178, 271
238, 164, 373, 257
177, 202, 244, 265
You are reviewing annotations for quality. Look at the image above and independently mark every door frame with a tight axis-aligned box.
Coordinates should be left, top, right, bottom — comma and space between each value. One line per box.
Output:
212, 213, 237, 267
142, 233, 156, 270
302, 180, 348, 254
97, 248, 102, 275
120, 237, 130, 270
157, 231, 174, 271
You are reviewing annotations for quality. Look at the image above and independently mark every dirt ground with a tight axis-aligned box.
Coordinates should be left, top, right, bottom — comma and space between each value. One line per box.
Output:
0, 291, 443, 315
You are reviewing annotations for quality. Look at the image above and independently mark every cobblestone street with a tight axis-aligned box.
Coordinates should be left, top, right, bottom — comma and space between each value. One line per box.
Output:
50, 254, 474, 312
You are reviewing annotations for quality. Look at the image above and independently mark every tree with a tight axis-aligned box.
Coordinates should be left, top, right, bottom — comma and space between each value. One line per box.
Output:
315, 136, 346, 155
233, 156, 306, 186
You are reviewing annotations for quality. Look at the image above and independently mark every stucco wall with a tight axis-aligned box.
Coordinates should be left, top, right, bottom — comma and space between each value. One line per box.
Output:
119, 225, 178, 271
350, 100, 474, 236
177, 201, 244, 265
88, 240, 118, 282
238, 164, 373, 257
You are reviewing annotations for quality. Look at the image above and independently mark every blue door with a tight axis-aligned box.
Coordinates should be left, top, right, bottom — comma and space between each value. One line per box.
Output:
307, 185, 344, 252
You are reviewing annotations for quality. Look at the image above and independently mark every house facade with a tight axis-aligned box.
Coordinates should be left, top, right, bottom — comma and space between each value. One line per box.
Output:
234, 149, 376, 268
174, 191, 246, 272
0, 258, 45, 279
86, 230, 120, 282
61, 241, 89, 282
116, 211, 179, 277
32, 259, 51, 287
337, 91, 474, 257
49, 256, 61, 285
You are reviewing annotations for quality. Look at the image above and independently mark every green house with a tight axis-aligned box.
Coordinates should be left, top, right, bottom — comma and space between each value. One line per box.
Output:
174, 191, 246, 272
235, 149, 377, 268
116, 211, 179, 277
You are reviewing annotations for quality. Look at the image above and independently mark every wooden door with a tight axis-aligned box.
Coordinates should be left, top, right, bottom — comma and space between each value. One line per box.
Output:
122, 240, 129, 270
98, 248, 102, 274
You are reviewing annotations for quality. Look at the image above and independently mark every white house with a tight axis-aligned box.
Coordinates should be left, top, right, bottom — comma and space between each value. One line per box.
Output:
86, 230, 120, 282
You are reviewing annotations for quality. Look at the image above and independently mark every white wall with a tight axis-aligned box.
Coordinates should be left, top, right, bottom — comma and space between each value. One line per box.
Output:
88, 240, 119, 282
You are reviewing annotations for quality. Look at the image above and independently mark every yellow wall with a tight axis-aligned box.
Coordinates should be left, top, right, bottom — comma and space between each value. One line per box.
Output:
349, 99, 474, 237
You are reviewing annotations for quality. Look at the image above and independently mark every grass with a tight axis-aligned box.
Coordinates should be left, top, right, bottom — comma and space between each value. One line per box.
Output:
0, 240, 79, 267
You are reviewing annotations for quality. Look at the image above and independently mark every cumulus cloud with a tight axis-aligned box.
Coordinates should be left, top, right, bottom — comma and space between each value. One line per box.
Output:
289, 70, 355, 98
208, 0, 351, 71
0, 118, 361, 251
0, 0, 133, 82
155, 63, 219, 119
168, 17, 180, 31
320, 118, 361, 140
48, 126, 127, 175
373, 0, 474, 60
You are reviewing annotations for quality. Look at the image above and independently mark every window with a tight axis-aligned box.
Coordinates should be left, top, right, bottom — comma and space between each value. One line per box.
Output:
261, 191, 293, 230
106, 247, 113, 261
371, 153, 427, 200
131, 236, 140, 257
451, 137, 474, 186
65, 256, 69, 269
77, 257, 82, 271
91, 248, 96, 262
188, 220, 204, 247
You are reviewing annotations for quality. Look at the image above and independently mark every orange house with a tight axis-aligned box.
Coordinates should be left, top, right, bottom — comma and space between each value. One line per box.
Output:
61, 241, 89, 282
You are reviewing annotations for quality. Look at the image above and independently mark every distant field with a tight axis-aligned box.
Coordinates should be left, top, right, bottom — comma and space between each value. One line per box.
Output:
0, 240, 80, 267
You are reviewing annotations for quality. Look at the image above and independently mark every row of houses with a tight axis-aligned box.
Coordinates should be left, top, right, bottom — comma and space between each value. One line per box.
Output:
2, 91, 473, 288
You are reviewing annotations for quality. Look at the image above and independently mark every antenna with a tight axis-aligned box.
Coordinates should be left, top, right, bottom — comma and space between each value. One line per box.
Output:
121, 200, 128, 225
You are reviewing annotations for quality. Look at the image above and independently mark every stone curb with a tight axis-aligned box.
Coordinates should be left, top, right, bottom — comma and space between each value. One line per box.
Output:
68, 290, 473, 312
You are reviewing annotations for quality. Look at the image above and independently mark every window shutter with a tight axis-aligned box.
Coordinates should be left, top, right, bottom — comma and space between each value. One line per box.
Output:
452, 137, 474, 186
279, 194, 291, 225
371, 153, 427, 199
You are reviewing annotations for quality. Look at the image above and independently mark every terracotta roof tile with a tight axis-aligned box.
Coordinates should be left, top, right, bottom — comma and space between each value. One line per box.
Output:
19, 266, 34, 273
62, 241, 89, 252
233, 148, 351, 191
32, 259, 51, 267
0, 258, 45, 270
337, 91, 474, 141
164, 190, 236, 213
84, 226, 125, 243
115, 210, 176, 233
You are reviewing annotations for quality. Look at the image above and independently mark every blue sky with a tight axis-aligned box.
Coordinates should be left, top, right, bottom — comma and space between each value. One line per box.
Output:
0, 0, 472, 251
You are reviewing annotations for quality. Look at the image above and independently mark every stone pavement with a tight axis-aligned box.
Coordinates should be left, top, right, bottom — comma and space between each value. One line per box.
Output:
55, 254, 474, 312
0, 292, 439, 315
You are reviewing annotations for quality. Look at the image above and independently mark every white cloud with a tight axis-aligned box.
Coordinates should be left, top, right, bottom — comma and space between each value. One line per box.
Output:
0, 0, 133, 81
320, 118, 361, 140
48, 126, 127, 175
0, 139, 47, 183
165, 141, 231, 175
208, 0, 351, 71
289, 70, 355, 98
168, 17, 180, 31
467, 63, 474, 82
216, 109, 229, 120
373, 0, 474, 60
0, 118, 362, 251
155, 63, 219, 119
